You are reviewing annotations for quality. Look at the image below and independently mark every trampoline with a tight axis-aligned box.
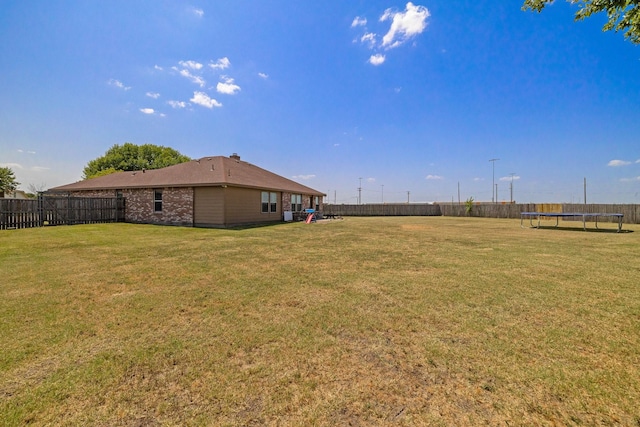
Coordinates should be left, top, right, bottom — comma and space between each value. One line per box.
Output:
520, 212, 624, 232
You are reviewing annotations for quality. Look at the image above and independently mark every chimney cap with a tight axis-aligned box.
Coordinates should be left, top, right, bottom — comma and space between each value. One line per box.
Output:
230, 153, 240, 161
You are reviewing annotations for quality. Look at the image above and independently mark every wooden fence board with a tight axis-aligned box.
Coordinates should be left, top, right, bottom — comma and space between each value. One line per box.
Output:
322, 203, 640, 224
0, 194, 124, 230
322, 203, 441, 217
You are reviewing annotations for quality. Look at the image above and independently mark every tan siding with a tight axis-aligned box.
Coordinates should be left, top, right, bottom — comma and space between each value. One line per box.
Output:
194, 187, 224, 226
224, 187, 281, 226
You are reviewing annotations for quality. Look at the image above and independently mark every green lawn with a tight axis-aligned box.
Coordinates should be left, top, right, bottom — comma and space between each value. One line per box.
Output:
1, 217, 639, 426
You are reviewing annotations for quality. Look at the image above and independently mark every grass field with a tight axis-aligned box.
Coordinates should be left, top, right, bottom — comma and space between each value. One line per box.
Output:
1, 217, 639, 426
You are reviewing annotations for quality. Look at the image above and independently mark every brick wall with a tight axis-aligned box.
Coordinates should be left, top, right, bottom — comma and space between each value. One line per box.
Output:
127, 188, 193, 226
68, 190, 114, 198
69, 188, 194, 226
282, 192, 319, 212
282, 192, 292, 211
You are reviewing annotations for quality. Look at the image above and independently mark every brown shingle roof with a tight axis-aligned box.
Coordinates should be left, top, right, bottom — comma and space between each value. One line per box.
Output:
50, 156, 325, 196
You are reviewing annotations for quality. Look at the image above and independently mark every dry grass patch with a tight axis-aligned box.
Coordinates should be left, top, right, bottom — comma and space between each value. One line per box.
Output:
1, 217, 639, 425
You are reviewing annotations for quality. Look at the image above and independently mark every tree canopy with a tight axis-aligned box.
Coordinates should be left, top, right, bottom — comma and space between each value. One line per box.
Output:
83, 143, 191, 179
523, 0, 640, 44
0, 166, 20, 195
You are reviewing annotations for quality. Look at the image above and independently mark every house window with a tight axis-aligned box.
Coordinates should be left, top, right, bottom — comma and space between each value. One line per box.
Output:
262, 192, 277, 213
154, 190, 163, 212
291, 194, 302, 212
315, 196, 320, 211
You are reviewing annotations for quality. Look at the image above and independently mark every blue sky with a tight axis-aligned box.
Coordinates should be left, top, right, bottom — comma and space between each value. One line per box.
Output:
1, 1, 639, 203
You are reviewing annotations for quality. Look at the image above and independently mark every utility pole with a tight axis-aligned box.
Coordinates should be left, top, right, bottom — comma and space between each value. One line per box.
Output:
407, 191, 410, 203
358, 177, 362, 205
381, 184, 384, 203
584, 177, 587, 205
457, 182, 460, 205
489, 158, 499, 203
509, 173, 516, 203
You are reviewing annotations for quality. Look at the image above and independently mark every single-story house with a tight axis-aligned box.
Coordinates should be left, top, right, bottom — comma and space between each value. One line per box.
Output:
1, 189, 30, 199
50, 154, 325, 227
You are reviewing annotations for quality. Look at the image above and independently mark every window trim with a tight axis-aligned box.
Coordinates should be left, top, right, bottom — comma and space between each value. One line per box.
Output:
153, 189, 163, 212
262, 191, 277, 214
291, 194, 302, 212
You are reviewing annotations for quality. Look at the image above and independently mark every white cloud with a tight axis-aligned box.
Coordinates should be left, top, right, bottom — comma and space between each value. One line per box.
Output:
154, 65, 163, 71
108, 79, 131, 90
369, 54, 386, 65
474, 177, 484, 182
351, 16, 367, 27
216, 76, 241, 95
380, 2, 430, 49
636, 159, 640, 164
426, 174, 443, 180
500, 175, 520, 181
167, 100, 188, 109
176, 68, 206, 87
31, 166, 50, 172
140, 108, 155, 114
367, 178, 376, 183
361, 32, 376, 46
608, 159, 632, 167
17, 149, 36, 154
179, 60, 203, 70
258, 72, 269, 79
210, 57, 231, 70
620, 177, 640, 182
190, 91, 222, 108
146, 92, 160, 99
192, 7, 204, 17
293, 174, 316, 180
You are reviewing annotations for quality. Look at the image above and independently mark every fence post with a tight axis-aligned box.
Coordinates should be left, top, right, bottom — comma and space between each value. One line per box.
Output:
67, 192, 71, 225
37, 192, 44, 227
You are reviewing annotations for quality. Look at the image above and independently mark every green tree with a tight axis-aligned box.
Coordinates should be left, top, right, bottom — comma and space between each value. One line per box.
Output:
0, 166, 20, 195
83, 143, 191, 179
523, 0, 640, 44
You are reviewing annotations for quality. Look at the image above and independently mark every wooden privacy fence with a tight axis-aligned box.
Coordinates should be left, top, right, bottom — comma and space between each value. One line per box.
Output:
439, 203, 639, 224
438, 203, 536, 219
0, 194, 124, 230
323, 203, 640, 224
322, 203, 442, 217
